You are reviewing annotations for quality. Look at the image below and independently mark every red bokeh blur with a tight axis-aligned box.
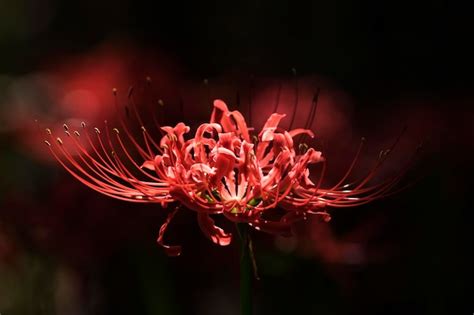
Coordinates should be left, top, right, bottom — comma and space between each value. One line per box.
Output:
3, 41, 182, 161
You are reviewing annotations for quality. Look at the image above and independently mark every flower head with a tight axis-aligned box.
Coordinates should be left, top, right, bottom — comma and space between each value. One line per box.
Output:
45, 98, 411, 256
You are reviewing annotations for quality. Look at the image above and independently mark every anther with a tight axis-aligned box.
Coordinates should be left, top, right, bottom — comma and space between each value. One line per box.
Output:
299, 143, 309, 153
56, 137, 63, 145
44, 140, 51, 146
64, 131, 71, 137
81, 122, 86, 128
45, 128, 52, 135
113, 128, 120, 134
146, 76, 152, 83
379, 150, 389, 159
112, 88, 117, 95
361, 137, 366, 142
203, 79, 209, 85
158, 99, 164, 107
291, 67, 297, 75
141, 126, 147, 132
74, 131, 80, 137
94, 127, 101, 134
63, 124, 69, 131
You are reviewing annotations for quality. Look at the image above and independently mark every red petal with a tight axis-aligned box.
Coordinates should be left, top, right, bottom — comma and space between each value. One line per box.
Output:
229, 110, 250, 142
141, 160, 155, 170
157, 207, 182, 256
212, 151, 235, 184
197, 213, 232, 246
213, 99, 229, 113
259, 113, 286, 141
262, 113, 286, 131
307, 148, 323, 163
289, 128, 314, 138
211, 100, 235, 132
174, 122, 190, 145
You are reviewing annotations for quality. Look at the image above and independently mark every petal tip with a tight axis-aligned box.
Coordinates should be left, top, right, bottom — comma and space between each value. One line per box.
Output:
213, 99, 228, 110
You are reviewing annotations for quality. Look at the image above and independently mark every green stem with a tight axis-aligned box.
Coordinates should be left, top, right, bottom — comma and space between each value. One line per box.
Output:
238, 223, 253, 315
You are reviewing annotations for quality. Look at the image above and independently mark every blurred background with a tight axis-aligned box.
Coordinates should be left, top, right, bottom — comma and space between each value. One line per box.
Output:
0, 0, 472, 314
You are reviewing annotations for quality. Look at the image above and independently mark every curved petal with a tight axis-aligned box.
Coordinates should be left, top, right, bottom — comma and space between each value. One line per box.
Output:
211, 100, 235, 132
160, 123, 190, 149
190, 163, 215, 175
197, 213, 232, 246
160, 126, 174, 134
307, 148, 323, 163
157, 207, 182, 256
210, 99, 229, 122
261, 113, 286, 132
212, 153, 235, 184
229, 110, 250, 142
195, 123, 222, 142
141, 160, 155, 171
215, 147, 237, 159
174, 122, 191, 146
289, 128, 315, 139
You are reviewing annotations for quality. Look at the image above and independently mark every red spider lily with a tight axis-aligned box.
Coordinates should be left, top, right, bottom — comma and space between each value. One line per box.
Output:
44, 97, 411, 256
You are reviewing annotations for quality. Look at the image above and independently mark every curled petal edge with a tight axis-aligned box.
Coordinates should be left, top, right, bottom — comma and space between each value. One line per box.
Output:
157, 207, 182, 256
197, 213, 232, 246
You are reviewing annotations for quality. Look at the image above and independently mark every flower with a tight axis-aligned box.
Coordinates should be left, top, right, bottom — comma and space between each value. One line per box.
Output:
44, 98, 410, 256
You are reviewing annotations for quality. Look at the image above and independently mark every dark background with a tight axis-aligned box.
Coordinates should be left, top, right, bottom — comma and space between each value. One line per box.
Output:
0, 1, 472, 314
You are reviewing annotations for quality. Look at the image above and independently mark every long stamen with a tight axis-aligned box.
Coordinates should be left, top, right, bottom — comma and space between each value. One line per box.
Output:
144, 77, 166, 136
272, 80, 282, 114
110, 151, 163, 200
111, 127, 164, 183
330, 137, 366, 190
63, 128, 140, 193
113, 88, 153, 161
294, 159, 327, 207
61, 131, 163, 198
327, 126, 407, 204
141, 126, 163, 154
305, 89, 320, 130
128, 86, 166, 156
44, 94, 414, 255
300, 88, 320, 144
46, 132, 152, 202
152, 99, 166, 136
313, 150, 417, 208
